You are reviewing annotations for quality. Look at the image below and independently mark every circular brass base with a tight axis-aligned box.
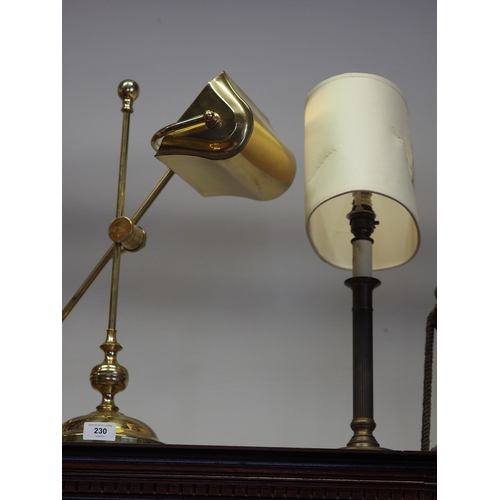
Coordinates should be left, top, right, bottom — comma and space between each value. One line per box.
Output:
345, 417, 383, 450
62, 409, 160, 444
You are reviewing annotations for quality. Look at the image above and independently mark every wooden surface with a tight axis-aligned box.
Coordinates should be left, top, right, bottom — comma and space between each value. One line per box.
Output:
62, 443, 436, 499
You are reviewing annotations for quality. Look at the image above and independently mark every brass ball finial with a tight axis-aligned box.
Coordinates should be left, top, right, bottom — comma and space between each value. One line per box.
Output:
118, 80, 139, 101
118, 80, 139, 112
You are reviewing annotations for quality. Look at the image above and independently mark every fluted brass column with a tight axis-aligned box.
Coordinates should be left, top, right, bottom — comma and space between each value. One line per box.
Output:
344, 194, 381, 449
345, 276, 380, 448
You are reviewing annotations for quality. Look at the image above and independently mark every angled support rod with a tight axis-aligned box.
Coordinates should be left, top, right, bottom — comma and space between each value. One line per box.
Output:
62, 168, 175, 321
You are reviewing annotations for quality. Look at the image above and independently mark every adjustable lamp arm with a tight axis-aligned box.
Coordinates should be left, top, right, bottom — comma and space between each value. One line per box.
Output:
62, 111, 224, 321
151, 110, 222, 151
62, 169, 175, 322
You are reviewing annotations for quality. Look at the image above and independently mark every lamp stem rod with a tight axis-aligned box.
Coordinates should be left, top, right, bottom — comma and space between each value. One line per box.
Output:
107, 98, 134, 331
116, 111, 131, 218
62, 168, 176, 322
352, 239, 373, 277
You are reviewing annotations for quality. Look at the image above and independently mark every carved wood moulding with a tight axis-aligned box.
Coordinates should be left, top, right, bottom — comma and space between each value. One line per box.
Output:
62, 443, 437, 500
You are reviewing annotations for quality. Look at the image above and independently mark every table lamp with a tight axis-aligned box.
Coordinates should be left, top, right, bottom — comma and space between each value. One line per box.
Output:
304, 73, 420, 448
62, 72, 296, 443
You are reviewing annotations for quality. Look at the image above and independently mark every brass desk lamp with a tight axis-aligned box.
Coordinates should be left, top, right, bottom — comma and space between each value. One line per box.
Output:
62, 72, 296, 443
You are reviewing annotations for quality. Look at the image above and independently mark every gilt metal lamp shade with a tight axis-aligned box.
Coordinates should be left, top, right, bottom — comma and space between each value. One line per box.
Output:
304, 73, 420, 270
153, 71, 296, 201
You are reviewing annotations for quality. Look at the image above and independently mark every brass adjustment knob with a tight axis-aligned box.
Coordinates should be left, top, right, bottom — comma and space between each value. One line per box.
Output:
108, 216, 146, 252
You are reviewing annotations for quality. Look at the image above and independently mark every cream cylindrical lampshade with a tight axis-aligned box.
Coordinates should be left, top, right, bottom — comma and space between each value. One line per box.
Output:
304, 73, 420, 270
